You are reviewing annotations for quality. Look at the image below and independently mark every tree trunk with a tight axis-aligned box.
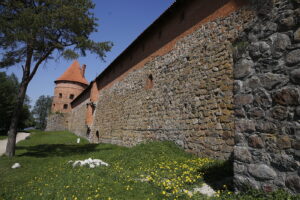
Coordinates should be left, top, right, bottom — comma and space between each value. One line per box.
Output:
5, 80, 28, 157
5, 44, 33, 157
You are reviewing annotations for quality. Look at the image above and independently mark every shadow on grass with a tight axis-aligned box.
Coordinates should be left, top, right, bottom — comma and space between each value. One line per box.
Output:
201, 159, 234, 191
16, 144, 112, 158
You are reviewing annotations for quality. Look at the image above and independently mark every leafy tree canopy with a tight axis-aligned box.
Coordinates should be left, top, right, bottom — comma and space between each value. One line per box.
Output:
0, 0, 112, 156
0, 72, 34, 135
0, 0, 112, 72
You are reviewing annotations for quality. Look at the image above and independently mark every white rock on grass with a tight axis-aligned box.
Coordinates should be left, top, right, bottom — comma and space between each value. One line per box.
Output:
11, 163, 21, 169
194, 183, 216, 197
70, 158, 109, 168
76, 138, 80, 143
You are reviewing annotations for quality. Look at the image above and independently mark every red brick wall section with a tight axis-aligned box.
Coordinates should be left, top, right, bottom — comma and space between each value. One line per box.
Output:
90, 81, 99, 103
52, 82, 86, 113
85, 82, 99, 125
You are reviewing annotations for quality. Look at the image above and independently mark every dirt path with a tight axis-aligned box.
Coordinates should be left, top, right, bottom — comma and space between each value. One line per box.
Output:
0, 132, 30, 156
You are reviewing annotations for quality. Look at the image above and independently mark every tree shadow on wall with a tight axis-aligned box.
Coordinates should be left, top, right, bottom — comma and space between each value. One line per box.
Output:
201, 158, 234, 191
16, 144, 112, 158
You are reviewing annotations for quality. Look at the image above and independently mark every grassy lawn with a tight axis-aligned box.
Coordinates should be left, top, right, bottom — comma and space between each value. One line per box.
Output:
0, 135, 7, 140
0, 131, 298, 200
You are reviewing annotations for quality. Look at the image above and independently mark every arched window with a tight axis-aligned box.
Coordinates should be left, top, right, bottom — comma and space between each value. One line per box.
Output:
69, 94, 74, 99
59, 93, 62, 98
63, 104, 68, 109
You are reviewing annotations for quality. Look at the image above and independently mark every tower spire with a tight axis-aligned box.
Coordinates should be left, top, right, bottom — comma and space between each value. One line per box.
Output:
55, 60, 88, 85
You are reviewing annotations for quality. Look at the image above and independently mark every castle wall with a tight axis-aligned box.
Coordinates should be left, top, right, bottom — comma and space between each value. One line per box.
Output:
233, 0, 300, 193
89, 0, 256, 160
86, 82, 99, 126
71, 0, 249, 107
68, 98, 89, 138
45, 113, 69, 131
61, 0, 300, 193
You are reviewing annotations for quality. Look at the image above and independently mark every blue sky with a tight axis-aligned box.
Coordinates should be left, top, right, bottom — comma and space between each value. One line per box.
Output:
1, 0, 175, 107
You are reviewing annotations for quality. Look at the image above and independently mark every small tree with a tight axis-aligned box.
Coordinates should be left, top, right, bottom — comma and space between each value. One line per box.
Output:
19, 96, 36, 130
0, 72, 19, 134
0, 0, 112, 157
0, 72, 35, 134
32, 95, 52, 130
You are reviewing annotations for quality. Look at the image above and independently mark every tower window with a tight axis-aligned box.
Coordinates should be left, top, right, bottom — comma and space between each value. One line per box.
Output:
59, 93, 62, 98
63, 104, 68, 109
69, 94, 74, 99
53, 104, 55, 107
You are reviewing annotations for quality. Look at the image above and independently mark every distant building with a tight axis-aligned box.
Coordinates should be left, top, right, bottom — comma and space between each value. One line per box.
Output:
51, 60, 88, 113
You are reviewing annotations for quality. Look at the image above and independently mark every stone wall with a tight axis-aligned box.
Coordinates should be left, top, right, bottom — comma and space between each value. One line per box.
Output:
45, 0, 299, 194
68, 99, 89, 138
90, 4, 256, 160
233, 0, 300, 193
45, 113, 69, 131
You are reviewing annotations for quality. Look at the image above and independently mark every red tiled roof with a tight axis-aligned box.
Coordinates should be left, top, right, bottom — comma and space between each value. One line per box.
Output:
55, 60, 88, 85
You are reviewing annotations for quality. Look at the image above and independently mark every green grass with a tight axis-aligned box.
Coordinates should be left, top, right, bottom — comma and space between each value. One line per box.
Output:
0, 131, 298, 200
0, 135, 7, 140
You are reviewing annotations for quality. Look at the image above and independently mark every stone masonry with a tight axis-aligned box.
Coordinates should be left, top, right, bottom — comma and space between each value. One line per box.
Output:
46, 0, 300, 193
68, 99, 89, 138
233, 0, 300, 193
46, 113, 69, 131
90, 3, 256, 160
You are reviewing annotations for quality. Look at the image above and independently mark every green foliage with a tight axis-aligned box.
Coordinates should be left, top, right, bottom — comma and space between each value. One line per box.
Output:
0, 72, 34, 135
0, 135, 8, 140
32, 95, 52, 130
19, 100, 36, 130
0, 131, 298, 199
0, 72, 18, 133
0, 0, 112, 156
0, 0, 113, 67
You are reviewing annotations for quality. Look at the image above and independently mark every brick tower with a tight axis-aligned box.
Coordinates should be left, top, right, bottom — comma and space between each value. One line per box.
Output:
51, 60, 88, 113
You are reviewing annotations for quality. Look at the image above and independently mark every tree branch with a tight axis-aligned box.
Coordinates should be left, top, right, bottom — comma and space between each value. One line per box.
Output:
22, 44, 34, 83
28, 47, 55, 82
